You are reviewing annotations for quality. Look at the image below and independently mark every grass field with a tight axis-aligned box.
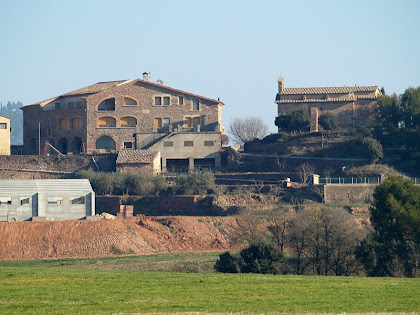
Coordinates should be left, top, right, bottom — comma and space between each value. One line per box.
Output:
1, 265, 419, 314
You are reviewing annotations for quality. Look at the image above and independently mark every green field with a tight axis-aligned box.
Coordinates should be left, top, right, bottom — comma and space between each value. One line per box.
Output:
1, 264, 419, 314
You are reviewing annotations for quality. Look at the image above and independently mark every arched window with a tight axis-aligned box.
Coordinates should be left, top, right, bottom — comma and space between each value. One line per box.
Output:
98, 98, 115, 111
58, 118, 70, 130
124, 97, 137, 106
98, 116, 116, 127
96, 136, 115, 152
120, 116, 137, 127
71, 117, 82, 129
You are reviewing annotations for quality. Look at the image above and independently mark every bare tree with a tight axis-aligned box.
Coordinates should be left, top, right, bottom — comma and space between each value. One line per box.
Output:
288, 207, 364, 276
233, 208, 268, 245
228, 116, 269, 145
275, 157, 287, 171
297, 162, 315, 183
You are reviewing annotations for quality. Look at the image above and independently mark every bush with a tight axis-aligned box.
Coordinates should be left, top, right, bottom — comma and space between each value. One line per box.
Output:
260, 133, 289, 144
175, 171, 215, 195
215, 244, 286, 275
275, 109, 310, 132
319, 113, 338, 130
361, 137, 383, 163
76, 170, 167, 196
214, 252, 242, 273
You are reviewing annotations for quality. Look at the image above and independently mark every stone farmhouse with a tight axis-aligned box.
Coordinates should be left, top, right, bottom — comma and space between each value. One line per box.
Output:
275, 77, 382, 132
0, 115, 11, 155
21, 73, 224, 172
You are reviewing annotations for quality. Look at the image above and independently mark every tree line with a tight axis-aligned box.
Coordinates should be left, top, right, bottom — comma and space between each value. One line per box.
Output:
215, 176, 420, 277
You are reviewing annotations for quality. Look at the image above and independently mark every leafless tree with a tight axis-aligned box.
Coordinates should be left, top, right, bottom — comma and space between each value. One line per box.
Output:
297, 162, 315, 183
275, 157, 287, 171
233, 208, 268, 245
228, 116, 269, 145
288, 207, 365, 276
268, 206, 291, 254
252, 179, 265, 194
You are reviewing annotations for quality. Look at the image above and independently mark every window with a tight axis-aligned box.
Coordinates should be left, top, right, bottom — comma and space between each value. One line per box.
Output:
124, 97, 137, 106
76, 101, 84, 108
58, 118, 70, 130
178, 96, 184, 106
20, 197, 30, 206
68, 102, 75, 108
69, 196, 85, 205
71, 117, 82, 129
163, 96, 170, 105
192, 98, 200, 111
55, 103, 61, 110
120, 116, 137, 127
184, 141, 193, 147
163, 141, 173, 147
98, 98, 115, 111
0, 123, 7, 129
184, 116, 200, 128
0, 197, 12, 205
154, 118, 162, 128
155, 118, 170, 128
47, 197, 63, 205
98, 116, 116, 127
155, 96, 170, 106
124, 142, 133, 149
154, 96, 162, 105
204, 141, 214, 146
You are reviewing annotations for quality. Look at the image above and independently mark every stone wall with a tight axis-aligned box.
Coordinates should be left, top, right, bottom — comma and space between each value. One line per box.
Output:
323, 184, 377, 205
0, 155, 116, 179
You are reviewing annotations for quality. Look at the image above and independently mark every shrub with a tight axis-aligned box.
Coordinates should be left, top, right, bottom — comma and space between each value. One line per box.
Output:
214, 252, 242, 273
319, 113, 338, 130
260, 133, 289, 143
76, 170, 167, 196
215, 244, 287, 275
361, 137, 383, 163
175, 171, 215, 195
275, 109, 310, 132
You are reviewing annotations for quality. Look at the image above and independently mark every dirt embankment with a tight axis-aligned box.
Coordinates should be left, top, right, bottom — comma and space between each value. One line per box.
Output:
0, 216, 242, 260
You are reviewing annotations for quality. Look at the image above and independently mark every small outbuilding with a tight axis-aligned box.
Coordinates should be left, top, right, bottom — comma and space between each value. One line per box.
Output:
0, 179, 95, 221
116, 149, 161, 175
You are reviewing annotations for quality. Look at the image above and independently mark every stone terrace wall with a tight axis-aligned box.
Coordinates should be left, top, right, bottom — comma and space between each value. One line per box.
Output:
0, 155, 117, 179
323, 184, 377, 205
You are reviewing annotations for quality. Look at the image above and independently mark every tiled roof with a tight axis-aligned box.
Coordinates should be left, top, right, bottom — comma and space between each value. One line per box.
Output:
116, 149, 159, 164
133, 79, 224, 105
24, 78, 223, 108
62, 80, 130, 97
0, 114, 10, 119
277, 97, 357, 104
281, 86, 379, 95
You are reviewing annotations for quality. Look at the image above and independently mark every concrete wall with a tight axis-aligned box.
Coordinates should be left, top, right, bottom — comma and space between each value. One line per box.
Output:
323, 184, 377, 205
0, 116, 11, 155
0, 191, 94, 221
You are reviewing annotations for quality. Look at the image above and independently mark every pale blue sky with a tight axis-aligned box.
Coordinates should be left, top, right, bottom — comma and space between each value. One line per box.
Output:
1, 0, 419, 133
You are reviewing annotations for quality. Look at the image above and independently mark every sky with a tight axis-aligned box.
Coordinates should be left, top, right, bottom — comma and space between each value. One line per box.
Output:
1, 0, 419, 134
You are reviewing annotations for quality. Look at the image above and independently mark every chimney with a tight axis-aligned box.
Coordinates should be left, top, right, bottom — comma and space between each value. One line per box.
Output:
156, 79, 163, 85
278, 77, 285, 93
142, 72, 149, 81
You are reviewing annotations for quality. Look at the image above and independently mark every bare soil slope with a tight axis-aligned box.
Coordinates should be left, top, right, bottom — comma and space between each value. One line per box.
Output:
0, 217, 241, 260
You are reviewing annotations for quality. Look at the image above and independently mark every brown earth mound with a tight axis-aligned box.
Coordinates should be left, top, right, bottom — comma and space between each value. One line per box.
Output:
0, 216, 242, 260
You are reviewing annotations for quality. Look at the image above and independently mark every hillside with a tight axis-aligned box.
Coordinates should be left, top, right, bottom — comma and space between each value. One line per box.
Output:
0, 217, 242, 260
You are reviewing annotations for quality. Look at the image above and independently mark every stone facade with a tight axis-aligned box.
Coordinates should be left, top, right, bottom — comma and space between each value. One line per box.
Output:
275, 77, 381, 131
22, 76, 224, 171
0, 115, 11, 155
